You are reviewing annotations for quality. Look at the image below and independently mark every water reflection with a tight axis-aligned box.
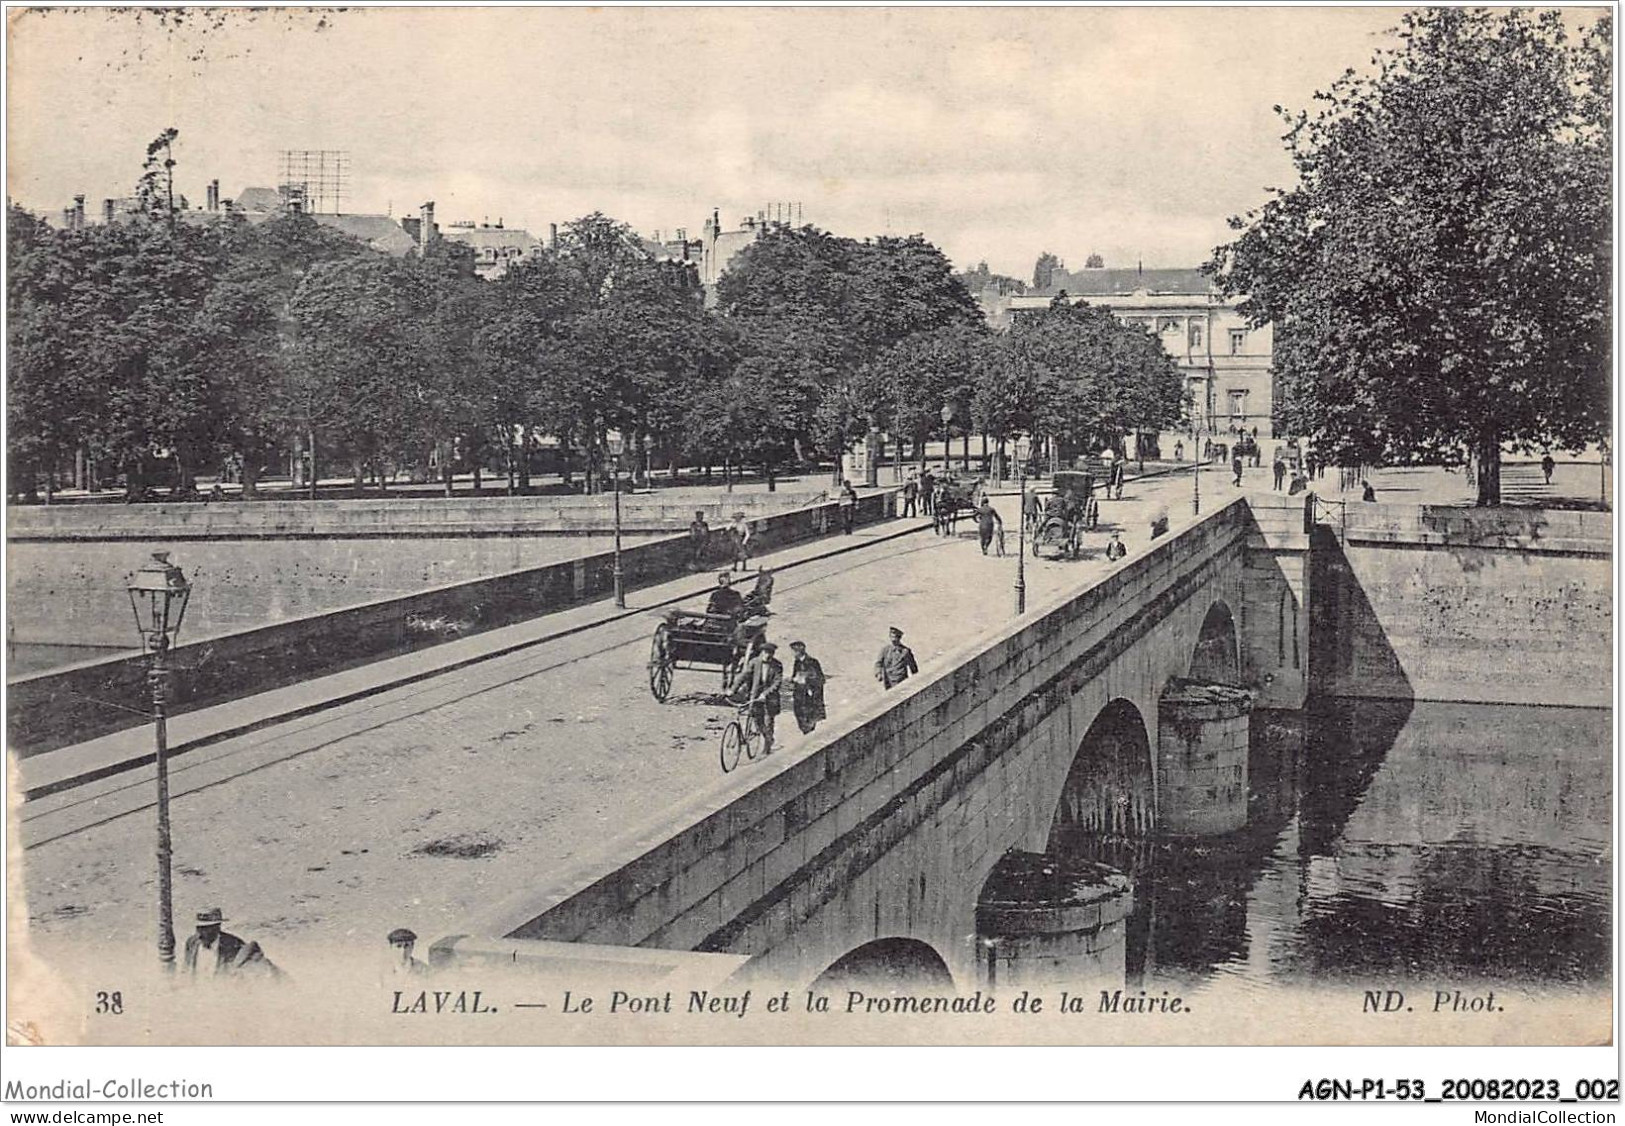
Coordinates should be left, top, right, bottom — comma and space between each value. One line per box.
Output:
1055, 699, 1611, 989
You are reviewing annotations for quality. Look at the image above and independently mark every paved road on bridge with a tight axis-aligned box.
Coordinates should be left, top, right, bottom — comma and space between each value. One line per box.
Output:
18, 469, 1206, 976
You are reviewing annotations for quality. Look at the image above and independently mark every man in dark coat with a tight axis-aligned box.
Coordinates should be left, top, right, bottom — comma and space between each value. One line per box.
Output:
706, 572, 745, 620
919, 469, 935, 515
788, 641, 826, 735
1232, 454, 1244, 487
975, 497, 1004, 555
902, 474, 919, 518
874, 626, 919, 689
1273, 453, 1287, 491
183, 907, 278, 980
688, 511, 711, 571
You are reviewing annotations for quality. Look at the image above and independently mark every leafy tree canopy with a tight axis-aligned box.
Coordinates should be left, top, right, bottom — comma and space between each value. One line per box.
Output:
1209, 8, 1611, 504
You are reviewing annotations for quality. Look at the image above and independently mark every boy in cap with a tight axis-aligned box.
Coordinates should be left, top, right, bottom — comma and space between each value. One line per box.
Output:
874, 627, 919, 689
387, 928, 428, 976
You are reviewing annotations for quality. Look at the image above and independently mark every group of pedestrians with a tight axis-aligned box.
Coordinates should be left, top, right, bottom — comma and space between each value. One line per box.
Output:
902, 469, 950, 521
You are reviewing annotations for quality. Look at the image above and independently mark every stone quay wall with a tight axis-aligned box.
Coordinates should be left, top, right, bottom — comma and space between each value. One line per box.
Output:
7, 491, 894, 755
6, 490, 825, 647
1309, 503, 1612, 707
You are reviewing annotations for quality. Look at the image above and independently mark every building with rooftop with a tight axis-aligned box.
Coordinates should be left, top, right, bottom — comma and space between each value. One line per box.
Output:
440, 221, 543, 279
1007, 263, 1277, 440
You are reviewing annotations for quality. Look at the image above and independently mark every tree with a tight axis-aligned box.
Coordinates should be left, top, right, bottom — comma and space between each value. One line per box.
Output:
1209, 8, 1611, 505
717, 225, 983, 470
288, 254, 438, 494
1006, 299, 1187, 459
1032, 251, 1062, 292
955, 260, 1027, 297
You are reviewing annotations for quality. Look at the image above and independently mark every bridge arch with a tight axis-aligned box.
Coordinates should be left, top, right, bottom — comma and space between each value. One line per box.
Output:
1188, 599, 1241, 684
809, 937, 955, 991
1046, 698, 1155, 848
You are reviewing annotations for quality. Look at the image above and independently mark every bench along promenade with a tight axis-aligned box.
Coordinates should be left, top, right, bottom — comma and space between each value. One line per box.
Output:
13, 466, 1609, 1028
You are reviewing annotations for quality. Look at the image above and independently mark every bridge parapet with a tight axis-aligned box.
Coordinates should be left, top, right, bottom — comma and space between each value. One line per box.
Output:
465, 499, 1257, 984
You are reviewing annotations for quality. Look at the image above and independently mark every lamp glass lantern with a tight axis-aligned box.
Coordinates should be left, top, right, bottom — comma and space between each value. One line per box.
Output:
126, 552, 191, 654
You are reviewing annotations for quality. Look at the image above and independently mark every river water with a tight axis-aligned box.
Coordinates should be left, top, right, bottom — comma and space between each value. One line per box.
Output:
1059, 699, 1611, 991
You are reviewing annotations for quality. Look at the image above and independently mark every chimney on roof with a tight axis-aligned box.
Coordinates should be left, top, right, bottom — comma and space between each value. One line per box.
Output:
207, 179, 220, 212
102, 198, 115, 224
419, 201, 436, 253
72, 195, 85, 231
549, 223, 558, 250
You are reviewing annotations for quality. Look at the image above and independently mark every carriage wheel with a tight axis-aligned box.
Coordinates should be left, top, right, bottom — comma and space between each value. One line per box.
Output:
719, 722, 743, 773
648, 624, 674, 702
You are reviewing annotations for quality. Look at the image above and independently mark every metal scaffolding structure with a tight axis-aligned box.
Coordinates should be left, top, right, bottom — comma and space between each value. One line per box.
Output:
277, 150, 349, 214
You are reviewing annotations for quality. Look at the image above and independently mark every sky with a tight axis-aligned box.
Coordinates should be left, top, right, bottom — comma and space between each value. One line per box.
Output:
6, 6, 1418, 279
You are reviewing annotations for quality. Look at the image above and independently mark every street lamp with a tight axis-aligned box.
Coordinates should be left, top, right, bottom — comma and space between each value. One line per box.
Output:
125, 551, 191, 972
1014, 436, 1028, 615
606, 434, 626, 609
940, 404, 954, 474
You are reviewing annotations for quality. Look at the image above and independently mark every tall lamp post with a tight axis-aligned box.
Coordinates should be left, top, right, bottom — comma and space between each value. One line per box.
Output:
1191, 418, 1203, 517
607, 434, 626, 609
126, 551, 192, 972
940, 404, 954, 475
1014, 436, 1028, 615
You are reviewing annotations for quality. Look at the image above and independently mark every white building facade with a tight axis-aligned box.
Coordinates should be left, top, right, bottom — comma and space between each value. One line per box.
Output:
1007, 266, 1277, 441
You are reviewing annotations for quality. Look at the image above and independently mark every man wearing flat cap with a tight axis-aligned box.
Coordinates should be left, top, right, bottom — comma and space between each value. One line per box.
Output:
387, 928, 429, 976
744, 641, 784, 754
183, 907, 278, 979
874, 627, 919, 689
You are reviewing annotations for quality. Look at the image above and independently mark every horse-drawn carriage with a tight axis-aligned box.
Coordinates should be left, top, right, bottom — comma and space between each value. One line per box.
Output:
1031, 470, 1099, 560
931, 475, 985, 536
647, 606, 769, 702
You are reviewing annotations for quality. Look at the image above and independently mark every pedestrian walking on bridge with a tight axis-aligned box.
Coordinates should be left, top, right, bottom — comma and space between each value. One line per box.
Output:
874, 626, 919, 689
902, 473, 919, 518
975, 497, 1004, 555
788, 640, 826, 735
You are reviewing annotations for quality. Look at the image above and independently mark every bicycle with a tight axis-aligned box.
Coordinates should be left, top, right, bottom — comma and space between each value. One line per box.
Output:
719, 702, 768, 773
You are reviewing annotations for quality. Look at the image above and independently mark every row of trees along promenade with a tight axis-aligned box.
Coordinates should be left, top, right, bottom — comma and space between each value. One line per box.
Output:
7, 137, 1183, 505
8, 11, 1611, 508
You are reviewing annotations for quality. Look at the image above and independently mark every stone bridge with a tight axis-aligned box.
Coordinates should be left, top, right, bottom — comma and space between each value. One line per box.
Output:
439, 495, 1316, 989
